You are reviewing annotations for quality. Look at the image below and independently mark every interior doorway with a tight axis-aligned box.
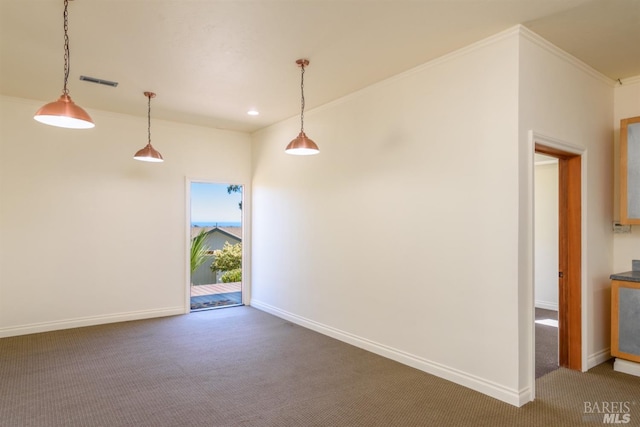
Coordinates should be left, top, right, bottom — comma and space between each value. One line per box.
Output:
189, 181, 244, 311
534, 143, 582, 372
534, 154, 560, 378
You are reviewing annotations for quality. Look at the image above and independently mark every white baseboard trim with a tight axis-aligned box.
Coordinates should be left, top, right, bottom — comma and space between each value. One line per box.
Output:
534, 301, 558, 311
0, 306, 185, 338
613, 358, 640, 378
587, 348, 612, 369
251, 298, 528, 407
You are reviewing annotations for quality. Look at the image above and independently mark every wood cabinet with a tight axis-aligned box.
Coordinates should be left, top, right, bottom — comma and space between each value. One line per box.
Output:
620, 116, 640, 224
611, 279, 640, 363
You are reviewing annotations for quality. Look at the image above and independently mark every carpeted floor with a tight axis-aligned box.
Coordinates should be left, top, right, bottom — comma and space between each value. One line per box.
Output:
1, 306, 639, 427
536, 308, 559, 378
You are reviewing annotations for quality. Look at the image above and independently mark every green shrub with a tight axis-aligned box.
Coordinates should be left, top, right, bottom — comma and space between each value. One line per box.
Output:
221, 268, 242, 283
210, 242, 242, 273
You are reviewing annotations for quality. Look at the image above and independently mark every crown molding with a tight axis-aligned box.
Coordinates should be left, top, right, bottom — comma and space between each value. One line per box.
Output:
618, 75, 640, 86
265, 24, 616, 133
303, 26, 522, 120
518, 25, 615, 87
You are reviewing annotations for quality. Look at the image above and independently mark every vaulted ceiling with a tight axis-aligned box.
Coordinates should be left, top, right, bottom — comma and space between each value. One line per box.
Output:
1, 0, 638, 133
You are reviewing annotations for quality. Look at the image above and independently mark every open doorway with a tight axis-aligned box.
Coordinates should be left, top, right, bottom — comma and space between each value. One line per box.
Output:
534, 142, 583, 376
189, 181, 243, 311
534, 154, 560, 378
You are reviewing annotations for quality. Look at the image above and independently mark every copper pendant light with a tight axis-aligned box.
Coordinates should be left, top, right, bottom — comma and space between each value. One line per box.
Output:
34, 0, 94, 129
133, 92, 164, 163
285, 59, 319, 155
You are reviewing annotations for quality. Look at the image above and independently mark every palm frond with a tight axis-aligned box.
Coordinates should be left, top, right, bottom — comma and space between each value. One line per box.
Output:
190, 229, 210, 274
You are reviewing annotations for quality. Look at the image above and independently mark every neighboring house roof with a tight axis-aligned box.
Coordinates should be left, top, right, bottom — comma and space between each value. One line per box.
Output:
191, 226, 242, 241
218, 227, 242, 240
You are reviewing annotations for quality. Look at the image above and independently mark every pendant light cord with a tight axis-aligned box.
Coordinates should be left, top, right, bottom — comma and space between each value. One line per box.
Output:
62, 0, 70, 95
147, 94, 152, 144
300, 63, 305, 133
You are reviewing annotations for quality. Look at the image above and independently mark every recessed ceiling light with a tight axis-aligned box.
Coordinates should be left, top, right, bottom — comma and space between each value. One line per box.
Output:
247, 109, 259, 116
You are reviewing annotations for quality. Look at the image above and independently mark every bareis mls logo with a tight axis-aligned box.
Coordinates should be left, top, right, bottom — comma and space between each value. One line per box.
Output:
583, 401, 632, 424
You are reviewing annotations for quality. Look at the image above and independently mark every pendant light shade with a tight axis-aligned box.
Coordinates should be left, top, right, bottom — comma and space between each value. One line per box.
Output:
134, 92, 164, 163
34, 94, 94, 129
133, 143, 164, 163
285, 59, 319, 155
34, 0, 94, 129
286, 131, 319, 156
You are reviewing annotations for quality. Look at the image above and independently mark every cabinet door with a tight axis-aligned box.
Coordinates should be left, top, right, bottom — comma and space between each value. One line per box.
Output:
620, 116, 640, 224
611, 280, 640, 363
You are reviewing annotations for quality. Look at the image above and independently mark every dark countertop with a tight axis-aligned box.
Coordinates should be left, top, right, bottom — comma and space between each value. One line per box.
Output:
610, 271, 640, 283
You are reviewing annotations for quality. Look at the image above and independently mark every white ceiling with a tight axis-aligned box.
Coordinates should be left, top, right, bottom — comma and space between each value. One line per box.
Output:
1, 0, 639, 133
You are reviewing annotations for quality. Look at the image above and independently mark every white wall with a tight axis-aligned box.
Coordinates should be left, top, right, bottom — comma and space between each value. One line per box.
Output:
252, 30, 523, 404
534, 161, 558, 310
517, 28, 614, 379
0, 95, 251, 336
251, 26, 617, 406
613, 77, 640, 273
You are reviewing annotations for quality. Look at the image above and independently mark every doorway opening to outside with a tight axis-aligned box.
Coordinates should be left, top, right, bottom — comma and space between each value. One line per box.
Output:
189, 181, 243, 311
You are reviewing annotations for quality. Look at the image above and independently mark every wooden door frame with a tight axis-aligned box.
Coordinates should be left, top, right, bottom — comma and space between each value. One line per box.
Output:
534, 142, 582, 371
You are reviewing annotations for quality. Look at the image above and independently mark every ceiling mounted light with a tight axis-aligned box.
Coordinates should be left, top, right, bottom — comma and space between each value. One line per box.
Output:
34, 0, 94, 129
134, 92, 164, 163
285, 59, 319, 155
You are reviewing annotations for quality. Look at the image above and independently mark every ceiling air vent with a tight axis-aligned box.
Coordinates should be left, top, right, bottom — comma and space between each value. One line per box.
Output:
79, 75, 118, 87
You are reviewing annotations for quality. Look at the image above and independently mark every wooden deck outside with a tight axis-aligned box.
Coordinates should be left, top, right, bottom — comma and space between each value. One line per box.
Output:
191, 282, 241, 296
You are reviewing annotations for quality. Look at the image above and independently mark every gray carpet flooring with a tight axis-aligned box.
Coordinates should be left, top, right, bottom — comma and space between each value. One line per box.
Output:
536, 308, 559, 378
1, 306, 639, 426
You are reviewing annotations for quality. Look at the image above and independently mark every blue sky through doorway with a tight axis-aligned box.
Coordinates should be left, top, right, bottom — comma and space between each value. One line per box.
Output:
191, 182, 242, 226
